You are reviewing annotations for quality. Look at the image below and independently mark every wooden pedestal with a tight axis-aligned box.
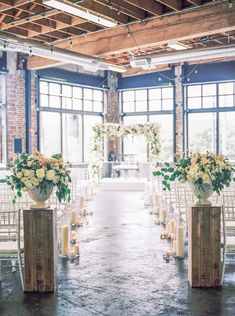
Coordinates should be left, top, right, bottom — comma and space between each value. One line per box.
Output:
188, 205, 221, 288
23, 208, 57, 292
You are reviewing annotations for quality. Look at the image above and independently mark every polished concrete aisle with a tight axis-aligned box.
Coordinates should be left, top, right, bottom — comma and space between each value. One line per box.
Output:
1, 189, 235, 316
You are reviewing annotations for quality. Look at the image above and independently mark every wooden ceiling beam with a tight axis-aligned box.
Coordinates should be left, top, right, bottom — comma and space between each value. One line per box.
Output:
94, 0, 146, 20
186, 0, 202, 6
28, 2, 235, 69
80, 0, 128, 24
123, 0, 163, 15
156, 0, 182, 11
0, 0, 34, 13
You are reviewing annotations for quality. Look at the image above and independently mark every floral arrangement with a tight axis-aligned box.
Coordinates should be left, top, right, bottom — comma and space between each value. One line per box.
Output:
91, 122, 160, 161
90, 122, 161, 182
153, 152, 235, 194
0, 152, 71, 203
88, 160, 102, 184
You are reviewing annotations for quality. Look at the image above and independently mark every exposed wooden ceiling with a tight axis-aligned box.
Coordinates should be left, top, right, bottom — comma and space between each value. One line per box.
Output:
0, 0, 235, 74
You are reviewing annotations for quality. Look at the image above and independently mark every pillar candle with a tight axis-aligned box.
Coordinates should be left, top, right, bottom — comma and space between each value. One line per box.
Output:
71, 231, 76, 241
70, 250, 75, 258
162, 209, 167, 225
165, 222, 170, 235
153, 194, 159, 208
79, 196, 85, 209
173, 240, 177, 253
90, 186, 94, 197
84, 186, 89, 201
75, 243, 80, 255
169, 219, 175, 235
76, 214, 81, 225
70, 210, 77, 225
176, 226, 185, 257
153, 206, 159, 214
61, 225, 69, 256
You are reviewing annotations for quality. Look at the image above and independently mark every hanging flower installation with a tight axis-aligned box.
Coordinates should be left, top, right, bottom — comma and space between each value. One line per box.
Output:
90, 122, 161, 182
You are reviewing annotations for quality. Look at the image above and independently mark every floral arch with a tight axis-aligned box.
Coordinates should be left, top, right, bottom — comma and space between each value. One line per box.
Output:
89, 122, 161, 182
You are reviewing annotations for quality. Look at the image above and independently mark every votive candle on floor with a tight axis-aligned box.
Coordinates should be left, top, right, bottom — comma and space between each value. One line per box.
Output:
61, 225, 69, 256
176, 225, 185, 257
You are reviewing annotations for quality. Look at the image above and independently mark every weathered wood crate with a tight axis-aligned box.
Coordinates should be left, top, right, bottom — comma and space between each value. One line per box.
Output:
188, 205, 221, 288
23, 208, 57, 292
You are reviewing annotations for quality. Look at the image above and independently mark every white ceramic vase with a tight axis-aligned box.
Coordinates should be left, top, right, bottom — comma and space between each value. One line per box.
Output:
28, 182, 53, 209
191, 183, 213, 206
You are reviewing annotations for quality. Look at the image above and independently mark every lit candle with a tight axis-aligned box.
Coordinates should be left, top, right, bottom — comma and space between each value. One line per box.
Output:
71, 230, 76, 238
75, 243, 80, 255
162, 209, 167, 225
169, 219, 175, 235
76, 215, 81, 225
90, 186, 94, 197
176, 226, 185, 257
153, 194, 159, 208
84, 186, 89, 201
79, 196, 85, 209
71, 209, 77, 225
166, 222, 170, 235
153, 206, 159, 215
61, 225, 69, 256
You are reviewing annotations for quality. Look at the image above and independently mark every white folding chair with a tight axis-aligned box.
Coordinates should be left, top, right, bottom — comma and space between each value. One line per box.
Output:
0, 202, 24, 289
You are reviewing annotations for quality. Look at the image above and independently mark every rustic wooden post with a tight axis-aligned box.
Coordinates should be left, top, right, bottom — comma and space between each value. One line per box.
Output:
188, 205, 221, 287
23, 208, 57, 292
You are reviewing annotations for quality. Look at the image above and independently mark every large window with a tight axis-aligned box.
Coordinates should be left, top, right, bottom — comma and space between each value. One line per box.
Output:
40, 80, 104, 162
121, 86, 174, 162
186, 81, 235, 160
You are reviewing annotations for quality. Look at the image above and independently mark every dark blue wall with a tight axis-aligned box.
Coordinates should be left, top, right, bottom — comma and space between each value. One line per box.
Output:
183, 61, 235, 84
118, 61, 235, 90
118, 69, 175, 90
39, 60, 235, 90
38, 68, 107, 88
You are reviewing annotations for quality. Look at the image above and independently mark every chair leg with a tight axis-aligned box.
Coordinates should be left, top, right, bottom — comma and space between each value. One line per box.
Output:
18, 252, 24, 291
11, 260, 17, 273
0, 261, 2, 284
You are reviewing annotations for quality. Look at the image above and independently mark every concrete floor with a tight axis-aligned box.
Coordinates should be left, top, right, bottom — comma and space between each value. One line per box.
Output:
1, 189, 235, 316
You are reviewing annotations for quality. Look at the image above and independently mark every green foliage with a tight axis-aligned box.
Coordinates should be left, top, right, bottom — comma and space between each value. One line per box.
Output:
153, 151, 235, 194
0, 152, 71, 204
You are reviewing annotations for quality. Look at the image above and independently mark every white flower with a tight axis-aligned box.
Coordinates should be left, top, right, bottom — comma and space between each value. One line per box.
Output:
36, 168, 45, 178
16, 172, 23, 178
46, 170, 56, 181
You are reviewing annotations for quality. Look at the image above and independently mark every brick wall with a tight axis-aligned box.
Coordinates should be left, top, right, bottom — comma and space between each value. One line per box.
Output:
30, 71, 38, 153
175, 65, 184, 159
4, 53, 38, 163
106, 71, 120, 158
7, 71, 26, 162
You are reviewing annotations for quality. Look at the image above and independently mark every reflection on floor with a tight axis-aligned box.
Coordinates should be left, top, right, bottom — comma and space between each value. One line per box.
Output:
100, 177, 146, 191
0, 189, 235, 316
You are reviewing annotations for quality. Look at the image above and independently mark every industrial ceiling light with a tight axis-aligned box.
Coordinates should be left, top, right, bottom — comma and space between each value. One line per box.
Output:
167, 41, 189, 51
0, 31, 126, 73
130, 45, 235, 69
43, 0, 117, 28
